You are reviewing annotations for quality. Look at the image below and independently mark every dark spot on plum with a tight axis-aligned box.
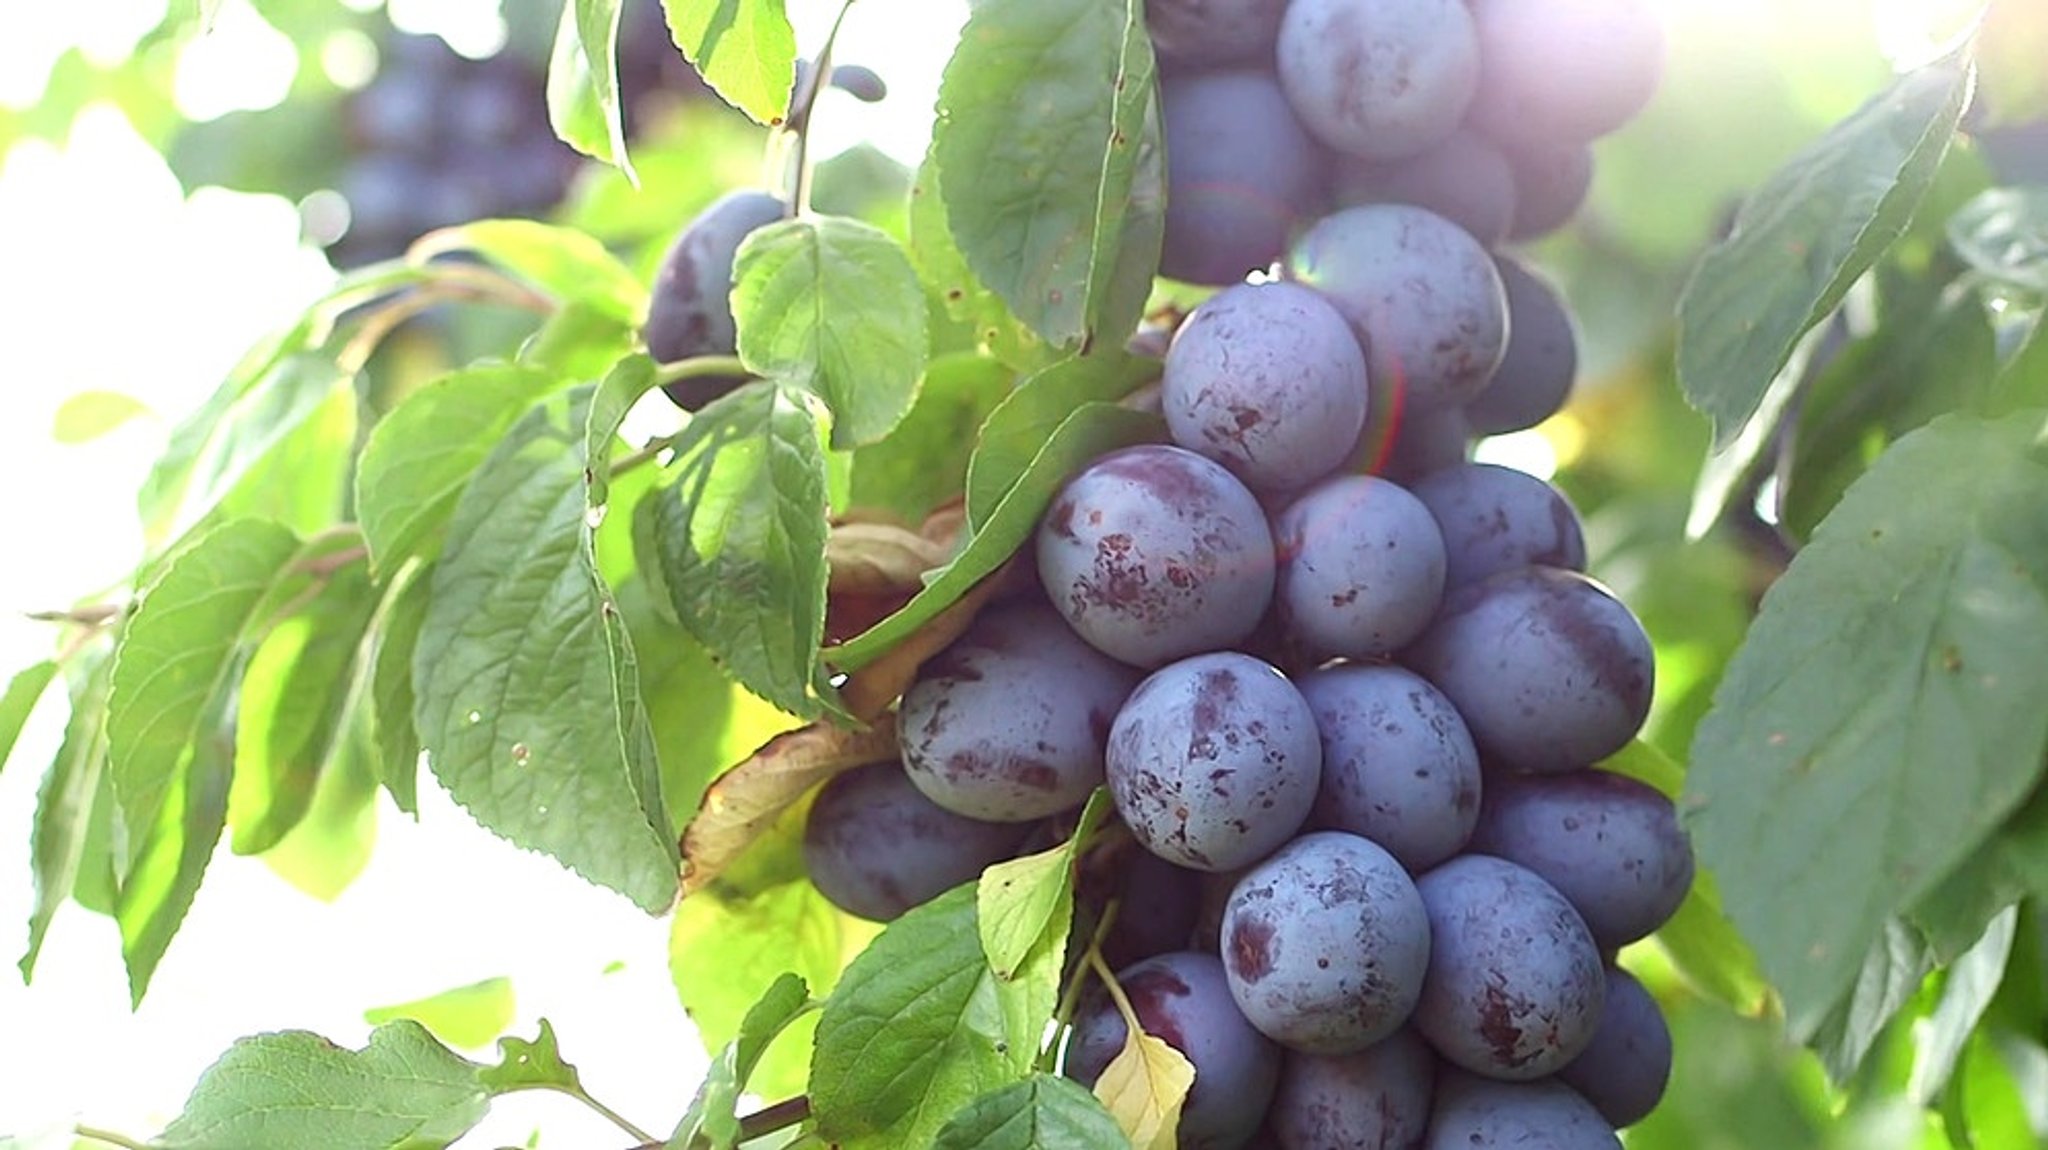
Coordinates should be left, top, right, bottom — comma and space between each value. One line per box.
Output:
1015, 761, 1060, 791
1046, 498, 1077, 539
1478, 983, 1529, 1065
1228, 916, 1276, 983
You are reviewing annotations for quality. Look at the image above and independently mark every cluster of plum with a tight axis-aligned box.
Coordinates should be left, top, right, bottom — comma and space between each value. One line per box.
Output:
806, 423, 1690, 1146
332, 31, 580, 267
331, 0, 711, 267
1151, 0, 1664, 465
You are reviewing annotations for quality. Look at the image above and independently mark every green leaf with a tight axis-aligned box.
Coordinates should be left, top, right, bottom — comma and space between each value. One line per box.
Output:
415, 219, 648, 322
907, 148, 1048, 371
412, 388, 678, 913
1949, 187, 2048, 295
520, 297, 641, 379
825, 403, 1161, 673
479, 1018, 584, 1094
1687, 410, 2048, 1038
258, 709, 382, 902
935, 0, 1159, 350
1911, 906, 2019, 1104
1808, 918, 1932, 1081
107, 518, 300, 847
0, 660, 57, 777
217, 377, 358, 538
978, 790, 1110, 980
365, 977, 517, 1052
932, 1075, 1132, 1150
51, 389, 149, 444
1781, 291, 1998, 538
650, 382, 830, 717
355, 363, 566, 576
964, 353, 1156, 529
369, 565, 432, 814
228, 534, 380, 855
1996, 314, 2048, 415
1675, 58, 1972, 448
732, 217, 930, 448
661, 0, 798, 127
116, 687, 233, 1005
156, 1022, 489, 1149
139, 344, 350, 548
20, 656, 111, 981
850, 352, 1012, 523
618, 575, 735, 830
810, 886, 1023, 1150
671, 831, 851, 1103
546, 0, 635, 180
669, 973, 816, 1150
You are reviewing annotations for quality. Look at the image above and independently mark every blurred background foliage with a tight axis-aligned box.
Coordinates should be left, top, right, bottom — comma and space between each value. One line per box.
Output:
5, 0, 2048, 1145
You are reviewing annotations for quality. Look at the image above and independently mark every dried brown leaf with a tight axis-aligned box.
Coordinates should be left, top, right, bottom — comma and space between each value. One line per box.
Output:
679, 713, 901, 896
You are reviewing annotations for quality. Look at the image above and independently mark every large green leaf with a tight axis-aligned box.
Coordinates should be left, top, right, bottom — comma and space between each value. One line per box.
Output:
661, 0, 797, 127
107, 518, 300, 848
155, 1022, 489, 1149
825, 403, 1161, 672
650, 382, 830, 717
1948, 187, 2048, 295
964, 353, 1157, 528
932, 1075, 1131, 1150
546, 0, 635, 179
1687, 410, 2048, 1038
20, 655, 111, 981
934, 0, 1159, 350
907, 149, 1048, 371
355, 364, 566, 576
810, 886, 1026, 1149
368, 565, 432, 815
1781, 291, 1998, 538
850, 352, 1014, 523
732, 217, 930, 449
1676, 58, 1972, 448
0, 660, 57, 778
139, 346, 350, 549
412, 388, 678, 912
116, 686, 234, 1006
413, 219, 648, 322
227, 534, 380, 856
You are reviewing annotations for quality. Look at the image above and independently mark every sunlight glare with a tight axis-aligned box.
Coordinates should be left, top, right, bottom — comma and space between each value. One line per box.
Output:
1474, 429, 1562, 481
172, 0, 300, 121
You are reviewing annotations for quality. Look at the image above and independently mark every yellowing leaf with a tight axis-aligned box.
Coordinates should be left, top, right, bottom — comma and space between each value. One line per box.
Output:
1092, 1030, 1192, 1150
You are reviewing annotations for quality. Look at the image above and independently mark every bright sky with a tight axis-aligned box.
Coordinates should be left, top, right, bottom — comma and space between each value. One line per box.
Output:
0, 1, 963, 1145
0, 0, 1969, 1144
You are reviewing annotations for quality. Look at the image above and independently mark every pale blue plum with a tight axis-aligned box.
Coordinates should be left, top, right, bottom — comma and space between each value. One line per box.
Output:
1287, 205, 1508, 411
1412, 855, 1606, 1080
1410, 463, 1588, 590
1297, 664, 1482, 872
1163, 281, 1370, 493
1106, 652, 1321, 872
1221, 831, 1432, 1053
1276, 0, 1480, 160
1275, 475, 1448, 659
899, 602, 1140, 822
1402, 568, 1654, 774
1037, 445, 1276, 669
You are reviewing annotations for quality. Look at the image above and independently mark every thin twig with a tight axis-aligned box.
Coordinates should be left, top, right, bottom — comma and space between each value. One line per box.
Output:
73, 1125, 153, 1150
